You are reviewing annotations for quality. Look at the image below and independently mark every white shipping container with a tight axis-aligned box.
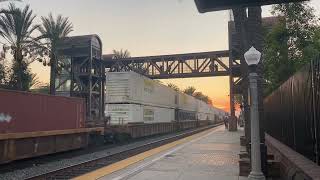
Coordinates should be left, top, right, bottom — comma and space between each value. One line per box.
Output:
105, 103, 175, 125
197, 112, 208, 121
105, 71, 227, 123
196, 99, 226, 121
197, 100, 211, 114
197, 111, 216, 121
105, 72, 177, 108
177, 93, 198, 112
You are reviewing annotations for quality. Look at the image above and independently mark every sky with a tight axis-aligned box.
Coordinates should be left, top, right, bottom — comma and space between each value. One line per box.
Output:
3, 0, 320, 112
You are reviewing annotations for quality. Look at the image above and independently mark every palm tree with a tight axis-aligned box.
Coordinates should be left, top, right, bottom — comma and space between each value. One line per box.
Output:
30, 83, 49, 94
0, 4, 38, 90
183, 86, 196, 96
38, 13, 73, 95
193, 91, 205, 100
112, 49, 130, 59
0, 1, 21, 14
0, 0, 21, 2
167, 83, 179, 91
193, 91, 212, 104
28, 73, 42, 89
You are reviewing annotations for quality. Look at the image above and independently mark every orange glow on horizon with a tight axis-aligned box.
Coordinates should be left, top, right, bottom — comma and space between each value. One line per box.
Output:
213, 98, 230, 112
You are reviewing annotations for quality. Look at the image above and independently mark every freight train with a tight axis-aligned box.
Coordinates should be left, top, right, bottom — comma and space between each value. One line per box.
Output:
103, 71, 227, 141
0, 71, 227, 164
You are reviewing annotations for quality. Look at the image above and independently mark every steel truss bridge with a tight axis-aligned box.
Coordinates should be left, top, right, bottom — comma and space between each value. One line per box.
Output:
104, 50, 239, 78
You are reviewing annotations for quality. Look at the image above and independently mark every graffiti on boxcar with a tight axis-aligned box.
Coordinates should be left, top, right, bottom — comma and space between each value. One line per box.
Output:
0, 113, 12, 122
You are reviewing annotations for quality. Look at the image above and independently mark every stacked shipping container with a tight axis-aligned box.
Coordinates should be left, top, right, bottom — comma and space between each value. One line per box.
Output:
105, 72, 176, 107
105, 72, 176, 124
105, 71, 226, 125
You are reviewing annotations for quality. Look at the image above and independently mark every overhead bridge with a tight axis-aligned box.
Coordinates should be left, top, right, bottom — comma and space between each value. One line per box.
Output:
103, 50, 240, 79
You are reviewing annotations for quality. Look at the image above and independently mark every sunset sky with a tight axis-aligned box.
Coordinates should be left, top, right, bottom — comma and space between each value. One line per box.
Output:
3, 0, 320, 112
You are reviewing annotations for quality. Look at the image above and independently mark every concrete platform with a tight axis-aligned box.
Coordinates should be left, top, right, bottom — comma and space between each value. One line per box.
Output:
76, 126, 247, 180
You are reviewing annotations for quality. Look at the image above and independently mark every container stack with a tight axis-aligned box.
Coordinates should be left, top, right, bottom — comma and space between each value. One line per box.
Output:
105, 71, 226, 125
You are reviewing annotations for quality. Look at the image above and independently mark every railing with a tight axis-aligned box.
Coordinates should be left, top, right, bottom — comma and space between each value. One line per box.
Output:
264, 56, 320, 165
265, 133, 320, 179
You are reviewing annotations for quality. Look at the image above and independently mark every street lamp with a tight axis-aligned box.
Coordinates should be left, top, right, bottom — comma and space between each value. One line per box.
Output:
244, 46, 265, 180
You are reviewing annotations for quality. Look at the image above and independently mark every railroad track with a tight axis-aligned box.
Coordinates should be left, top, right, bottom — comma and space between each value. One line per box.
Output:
26, 124, 221, 180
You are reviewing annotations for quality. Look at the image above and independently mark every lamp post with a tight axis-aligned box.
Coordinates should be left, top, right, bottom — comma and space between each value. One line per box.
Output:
244, 47, 265, 180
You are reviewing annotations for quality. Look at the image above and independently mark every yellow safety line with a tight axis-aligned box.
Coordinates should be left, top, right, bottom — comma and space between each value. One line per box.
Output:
73, 127, 215, 180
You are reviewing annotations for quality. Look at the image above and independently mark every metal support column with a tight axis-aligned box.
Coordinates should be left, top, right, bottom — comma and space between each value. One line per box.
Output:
229, 63, 237, 131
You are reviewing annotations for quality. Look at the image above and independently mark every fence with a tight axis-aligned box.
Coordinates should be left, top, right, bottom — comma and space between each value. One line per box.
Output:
264, 57, 320, 165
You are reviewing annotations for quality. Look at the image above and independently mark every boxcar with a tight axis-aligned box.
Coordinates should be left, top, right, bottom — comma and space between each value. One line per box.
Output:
0, 89, 101, 164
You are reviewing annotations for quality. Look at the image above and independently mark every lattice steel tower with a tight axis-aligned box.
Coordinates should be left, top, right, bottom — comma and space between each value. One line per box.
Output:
56, 35, 104, 126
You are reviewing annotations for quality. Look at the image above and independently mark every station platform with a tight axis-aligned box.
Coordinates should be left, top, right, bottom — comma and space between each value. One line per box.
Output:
75, 126, 246, 180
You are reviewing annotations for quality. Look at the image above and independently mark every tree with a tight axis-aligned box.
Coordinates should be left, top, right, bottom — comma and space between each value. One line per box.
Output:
0, 4, 38, 90
0, 58, 11, 87
112, 49, 130, 59
28, 73, 43, 89
168, 84, 212, 104
7, 61, 32, 90
0, 0, 21, 12
303, 28, 320, 60
37, 13, 73, 95
0, 51, 5, 83
234, 94, 244, 106
207, 98, 213, 106
30, 83, 49, 94
263, 2, 319, 95
192, 92, 203, 100
0, 0, 21, 2
0, 62, 5, 84
193, 91, 212, 104
272, 2, 317, 61
183, 86, 196, 96
0, 1, 17, 16
167, 83, 179, 91
8, 71, 41, 91
263, 21, 291, 94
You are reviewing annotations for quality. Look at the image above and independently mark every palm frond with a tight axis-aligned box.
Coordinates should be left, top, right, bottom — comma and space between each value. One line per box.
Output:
0, 3, 38, 49
113, 49, 131, 59
39, 13, 73, 40
0, 0, 22, 2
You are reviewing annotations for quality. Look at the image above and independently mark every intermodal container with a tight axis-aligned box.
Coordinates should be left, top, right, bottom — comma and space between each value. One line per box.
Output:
105, 71, 177, 108
177, 93, 198, 112
105, 103, 175, 125
0, 89, 85, 133
105, 71, 226, 124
